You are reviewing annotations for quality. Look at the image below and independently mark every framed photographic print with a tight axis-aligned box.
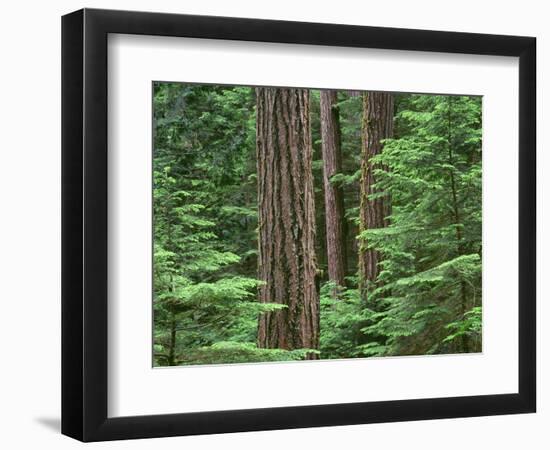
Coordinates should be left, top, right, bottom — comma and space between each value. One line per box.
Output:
61, 8, 536, 442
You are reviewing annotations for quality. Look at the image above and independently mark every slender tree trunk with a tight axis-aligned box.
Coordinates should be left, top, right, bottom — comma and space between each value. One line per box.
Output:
320, 90, 347, 289
167, 310, 177, 366
256, 88, 319, 356
358, 92, 394, 301
446, 96, 470, 353
166, 218, 178, 366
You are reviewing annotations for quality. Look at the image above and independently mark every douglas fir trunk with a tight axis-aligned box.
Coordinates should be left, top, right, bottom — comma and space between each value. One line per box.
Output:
320, 90, 347, 288
256, 88, 319, 355
359, 92, 394, 299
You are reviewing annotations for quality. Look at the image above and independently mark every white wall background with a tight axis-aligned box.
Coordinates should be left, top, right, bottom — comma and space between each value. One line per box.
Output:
0, 0, 546, 448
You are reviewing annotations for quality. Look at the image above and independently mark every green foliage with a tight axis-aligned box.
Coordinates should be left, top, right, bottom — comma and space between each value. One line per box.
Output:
443, 306, 482, 346
319, 282, 366, 359
357, 94, 482, 355
153, 84, 483, 366
181, 342, 319, 365
153, 83, 266, 366
153, 83, 322, 366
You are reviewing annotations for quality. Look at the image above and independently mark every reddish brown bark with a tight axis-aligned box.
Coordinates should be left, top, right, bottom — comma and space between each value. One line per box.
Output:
256, 88, 319, 355
320, 90, 347, 288
358, 92, 394, 300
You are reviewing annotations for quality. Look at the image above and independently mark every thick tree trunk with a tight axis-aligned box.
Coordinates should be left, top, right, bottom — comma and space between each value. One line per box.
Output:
256, 88, 319, 355
358, 92, 394, 300
320, 90, 347, 288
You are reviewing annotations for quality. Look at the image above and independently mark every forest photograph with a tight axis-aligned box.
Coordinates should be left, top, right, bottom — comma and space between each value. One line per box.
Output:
152, 82, 482, 367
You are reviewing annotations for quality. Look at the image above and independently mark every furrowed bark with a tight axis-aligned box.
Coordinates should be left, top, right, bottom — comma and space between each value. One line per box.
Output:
320, 90, 347, 289
256, 88, 319, 356
358, 92, 394, 301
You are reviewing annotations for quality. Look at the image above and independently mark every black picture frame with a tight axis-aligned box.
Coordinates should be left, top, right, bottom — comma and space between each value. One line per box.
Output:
62, 8, 536, 442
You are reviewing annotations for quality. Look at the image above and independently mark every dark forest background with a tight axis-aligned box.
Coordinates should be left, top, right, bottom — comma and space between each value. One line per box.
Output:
152, 83, 482, 366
